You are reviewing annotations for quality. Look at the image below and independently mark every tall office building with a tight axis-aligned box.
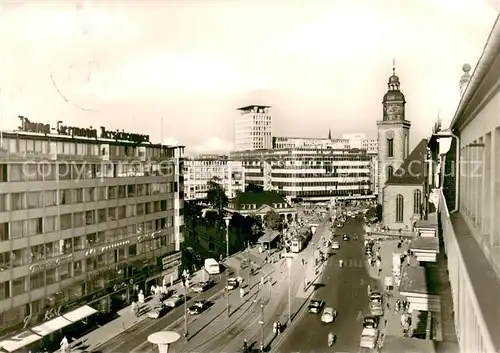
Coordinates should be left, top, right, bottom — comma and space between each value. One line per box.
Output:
234, 105, 272, 151
0, 117, 184, 344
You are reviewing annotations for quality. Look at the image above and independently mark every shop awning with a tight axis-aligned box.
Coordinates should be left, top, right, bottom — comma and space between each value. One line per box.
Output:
31, 316, 72, 337
62, 305, 98, 323
0, 330, 42, 352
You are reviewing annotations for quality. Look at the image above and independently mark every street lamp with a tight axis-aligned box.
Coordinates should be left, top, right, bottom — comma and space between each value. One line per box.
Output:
224, 216, 231, 317
259, 299, 265, 349
224, 216, 231, 259
286, 257, 292, 325
181, 275, 188, 337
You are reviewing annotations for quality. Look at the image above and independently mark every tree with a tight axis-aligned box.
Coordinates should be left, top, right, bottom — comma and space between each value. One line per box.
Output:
206, 177, 229, 213
263, 210, 281, 230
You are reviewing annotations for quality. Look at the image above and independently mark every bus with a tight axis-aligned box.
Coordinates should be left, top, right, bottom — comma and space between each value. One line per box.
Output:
204, 258, 220, 275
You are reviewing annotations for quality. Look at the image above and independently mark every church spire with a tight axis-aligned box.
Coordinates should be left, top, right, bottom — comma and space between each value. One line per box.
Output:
392, 58, 396, 75
328, 129, 331, 139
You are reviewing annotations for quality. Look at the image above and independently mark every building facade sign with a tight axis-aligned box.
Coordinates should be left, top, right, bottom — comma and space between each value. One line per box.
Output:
29, 254, 73, 273
18, 116, 150, 143
162, 252, 181, 270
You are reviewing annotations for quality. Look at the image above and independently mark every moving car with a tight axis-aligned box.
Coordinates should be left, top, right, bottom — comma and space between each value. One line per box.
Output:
360, 327, 379, 349
191, 280, 214, 293
308, 299, 325, 314
164, 294, 186, 308
226, 278, 239, 290
331, 241, 340, 250
343, 234, 350, 241
148, 303, 169, 319
188, 300, 208, 315
321, 307, 337, 323
363, 316, 379, 329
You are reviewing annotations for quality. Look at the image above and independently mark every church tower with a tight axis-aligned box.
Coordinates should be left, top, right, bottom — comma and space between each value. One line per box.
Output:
377, 61, 411, 203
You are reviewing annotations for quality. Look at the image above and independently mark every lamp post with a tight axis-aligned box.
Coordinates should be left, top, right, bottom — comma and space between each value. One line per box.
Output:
259, 299, 265, 349
224, 216, 231, 259
181, 275, 188, 337
224, 216, 231, 317
286, 257, 292, 325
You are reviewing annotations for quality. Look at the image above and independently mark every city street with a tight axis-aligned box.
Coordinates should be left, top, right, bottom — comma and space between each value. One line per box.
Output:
190, 216, 332, 353
276, 215, 374, 353
94, 275, 228, 352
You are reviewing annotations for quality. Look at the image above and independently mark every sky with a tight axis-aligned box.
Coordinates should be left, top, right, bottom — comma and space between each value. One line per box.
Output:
0, 0, 497, 154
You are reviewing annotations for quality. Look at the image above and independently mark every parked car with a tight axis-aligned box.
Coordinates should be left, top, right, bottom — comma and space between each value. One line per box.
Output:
148, 303, 169, 319
188, 300, 208, 315
308, 299, 325, 314
331, 241, 340, 250
164, 294, 186, 308
369, 302, 384, 317
343, 234, 350, 241
363, 316, 379, 329
369, 292, 382, 304
321, 307, 337, 323
226, 278, 239, 290
360, 328, 379, 349
191, 280, 214, 293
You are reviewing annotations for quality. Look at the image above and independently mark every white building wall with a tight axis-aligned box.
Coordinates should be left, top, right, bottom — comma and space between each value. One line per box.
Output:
184, 158, 245, 200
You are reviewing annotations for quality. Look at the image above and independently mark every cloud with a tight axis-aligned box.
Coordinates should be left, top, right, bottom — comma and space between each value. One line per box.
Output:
187, 137, 233, 155
163, 137, 181, 146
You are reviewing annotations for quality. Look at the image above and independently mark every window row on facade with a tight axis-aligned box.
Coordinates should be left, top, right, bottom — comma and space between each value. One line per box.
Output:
3, 138, 171, 159
0, 184, 172, 212
0, 163, 174, 182
0, 203, 173, 241
0, 217, 174, 269
0, 233, 174, 302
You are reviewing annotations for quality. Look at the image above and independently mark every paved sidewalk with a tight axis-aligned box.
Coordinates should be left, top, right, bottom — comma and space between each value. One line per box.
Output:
366, 238, 412, 342
54, 250, 255, 353
55, 270, 206, 353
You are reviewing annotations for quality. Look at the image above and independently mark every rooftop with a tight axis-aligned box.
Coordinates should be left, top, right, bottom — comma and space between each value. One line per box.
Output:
230, 191, 289, 209
386, 138, 428, 186
415, 213, 438, 229
410, 237, 439, 252
236, 105, 271, 111
399, 265, 440, 295
382, 336, 436, 353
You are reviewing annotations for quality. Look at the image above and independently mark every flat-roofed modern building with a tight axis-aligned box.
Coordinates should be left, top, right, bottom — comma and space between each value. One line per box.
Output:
234, 105, 272, 151
429, 15, 500, 353
272, 136, 350, 149
184, 155, 245, 200
0, 117, 184, 343
231, 147, 373, 202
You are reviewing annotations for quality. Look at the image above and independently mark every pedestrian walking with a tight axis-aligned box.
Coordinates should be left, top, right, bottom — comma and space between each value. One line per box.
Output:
240, 287, 245, 298
60, 336, 69, 353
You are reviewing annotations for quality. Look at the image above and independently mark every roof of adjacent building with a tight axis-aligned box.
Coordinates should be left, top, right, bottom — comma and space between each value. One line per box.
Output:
231, 191, 288, 209
410, 237, 439, 252
386, 138, 428, 185
399, 265, 440, 295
